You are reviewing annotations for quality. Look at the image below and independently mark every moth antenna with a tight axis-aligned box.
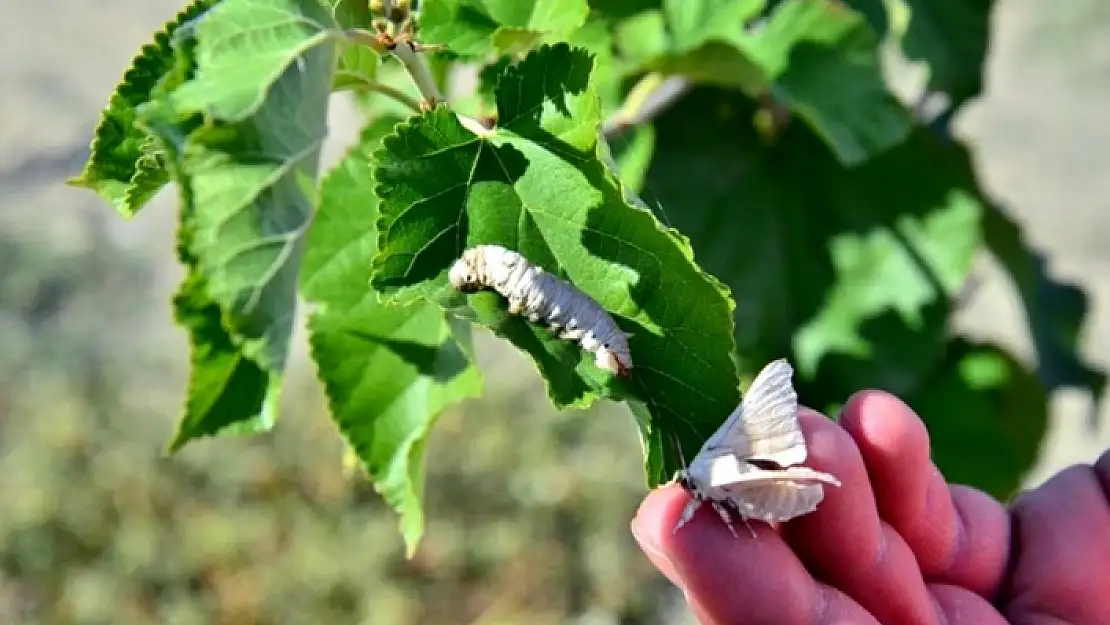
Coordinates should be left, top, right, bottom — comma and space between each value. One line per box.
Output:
650, 197, 674, 229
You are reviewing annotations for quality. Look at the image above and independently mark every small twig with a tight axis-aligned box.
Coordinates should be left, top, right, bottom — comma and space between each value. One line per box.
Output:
333, 73, 423, 113
345, 28, 389, 55
344, 27, 443, 110
601, 74, 690, 138
389, 39, 444, 108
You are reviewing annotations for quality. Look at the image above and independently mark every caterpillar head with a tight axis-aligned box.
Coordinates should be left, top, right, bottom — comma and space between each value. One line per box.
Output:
448, 252, 482, 292
595, 345, 632, 377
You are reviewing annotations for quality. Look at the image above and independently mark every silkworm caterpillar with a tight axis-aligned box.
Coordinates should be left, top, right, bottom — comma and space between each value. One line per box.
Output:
448, 245, 633, 376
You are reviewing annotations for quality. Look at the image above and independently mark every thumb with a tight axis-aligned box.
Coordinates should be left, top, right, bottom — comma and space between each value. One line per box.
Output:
631, 485, 689, 590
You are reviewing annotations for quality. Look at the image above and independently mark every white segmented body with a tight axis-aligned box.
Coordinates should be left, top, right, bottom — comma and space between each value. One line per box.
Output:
448, 245, 632, 376
672, 359, 841, 537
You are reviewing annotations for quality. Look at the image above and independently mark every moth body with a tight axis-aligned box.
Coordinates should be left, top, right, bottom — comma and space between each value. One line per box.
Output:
448, 245, 632, 376
672, 359, 841, 537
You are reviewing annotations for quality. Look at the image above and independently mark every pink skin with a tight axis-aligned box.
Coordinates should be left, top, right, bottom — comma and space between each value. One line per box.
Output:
631, 390, 1110, 625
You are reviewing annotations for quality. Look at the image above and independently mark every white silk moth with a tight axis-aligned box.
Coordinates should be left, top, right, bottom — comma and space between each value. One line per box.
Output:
673, 358, 841, 537
448, 245, 633, 377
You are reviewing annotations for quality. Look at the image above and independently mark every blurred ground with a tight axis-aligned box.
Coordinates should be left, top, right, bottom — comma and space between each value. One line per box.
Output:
955, 0, 1110, 486
1, 0, 1109, 623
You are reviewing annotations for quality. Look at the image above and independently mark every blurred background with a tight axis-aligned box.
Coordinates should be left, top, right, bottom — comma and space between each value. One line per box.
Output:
2, 0, 1110, 623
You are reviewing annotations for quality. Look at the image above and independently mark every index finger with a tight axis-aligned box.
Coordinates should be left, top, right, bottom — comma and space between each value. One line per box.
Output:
632, 483, 879, 624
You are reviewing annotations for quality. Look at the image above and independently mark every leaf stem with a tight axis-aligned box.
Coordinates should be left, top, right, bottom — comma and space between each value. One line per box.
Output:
602, 74, 690, 138
343, 28, 444, 110
390, 39, 443, 109
334, 73, 423, 113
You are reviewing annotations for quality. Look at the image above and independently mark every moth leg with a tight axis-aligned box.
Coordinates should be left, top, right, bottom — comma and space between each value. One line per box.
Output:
507, 296, 524, 315
672, 498, 702, 535
740, 516, 757, 539
710, 501, 740, 539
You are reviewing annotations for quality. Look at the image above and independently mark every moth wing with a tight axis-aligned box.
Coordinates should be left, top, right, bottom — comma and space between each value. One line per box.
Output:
705, 454, 840, 489
700, 358, 807, 467
708, 457, 841, 523
726, 480, 828, 523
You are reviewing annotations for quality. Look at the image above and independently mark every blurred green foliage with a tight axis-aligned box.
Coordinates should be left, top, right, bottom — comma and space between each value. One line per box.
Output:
27, 0, 1108, 620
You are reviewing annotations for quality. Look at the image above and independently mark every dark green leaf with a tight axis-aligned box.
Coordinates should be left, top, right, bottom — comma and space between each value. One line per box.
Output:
982, 203, 1107, 412
301, 116, 483, 556
169, 270, 280, 451
372, 44, 740, 483
630, 0, 912, 164
845, 0, 994, 109
902, 0, 993, 107
66, 0, 216, 217
646, 88, 979, 395
906, 338, 1048, 501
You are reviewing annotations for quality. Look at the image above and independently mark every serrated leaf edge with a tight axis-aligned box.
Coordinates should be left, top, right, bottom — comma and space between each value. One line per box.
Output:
66, 0, 216, 217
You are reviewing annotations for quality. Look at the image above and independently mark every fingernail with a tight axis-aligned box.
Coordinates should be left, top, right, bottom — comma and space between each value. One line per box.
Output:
630, 517, 684, 590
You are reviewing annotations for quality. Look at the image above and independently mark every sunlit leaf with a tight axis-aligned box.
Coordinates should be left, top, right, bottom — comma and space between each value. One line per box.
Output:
626, 0, 912, 164
420, 0, 589, 57
602, 125, 655, 194
154, 83, 281, 449
66, 0, 216, 217
371, 44, 740, 483
301, 116, 484, 556
170, 0, 341, 121
141, 0, 337, 448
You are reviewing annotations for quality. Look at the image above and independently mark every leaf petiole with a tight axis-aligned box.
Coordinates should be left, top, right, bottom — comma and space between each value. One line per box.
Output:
389, 39, 443, 109
344, 28, 443, 110
333, 72, 423, 113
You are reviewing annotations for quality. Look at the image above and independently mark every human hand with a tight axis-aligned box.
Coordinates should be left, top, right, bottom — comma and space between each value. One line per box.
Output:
631, 390, 1110, 625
